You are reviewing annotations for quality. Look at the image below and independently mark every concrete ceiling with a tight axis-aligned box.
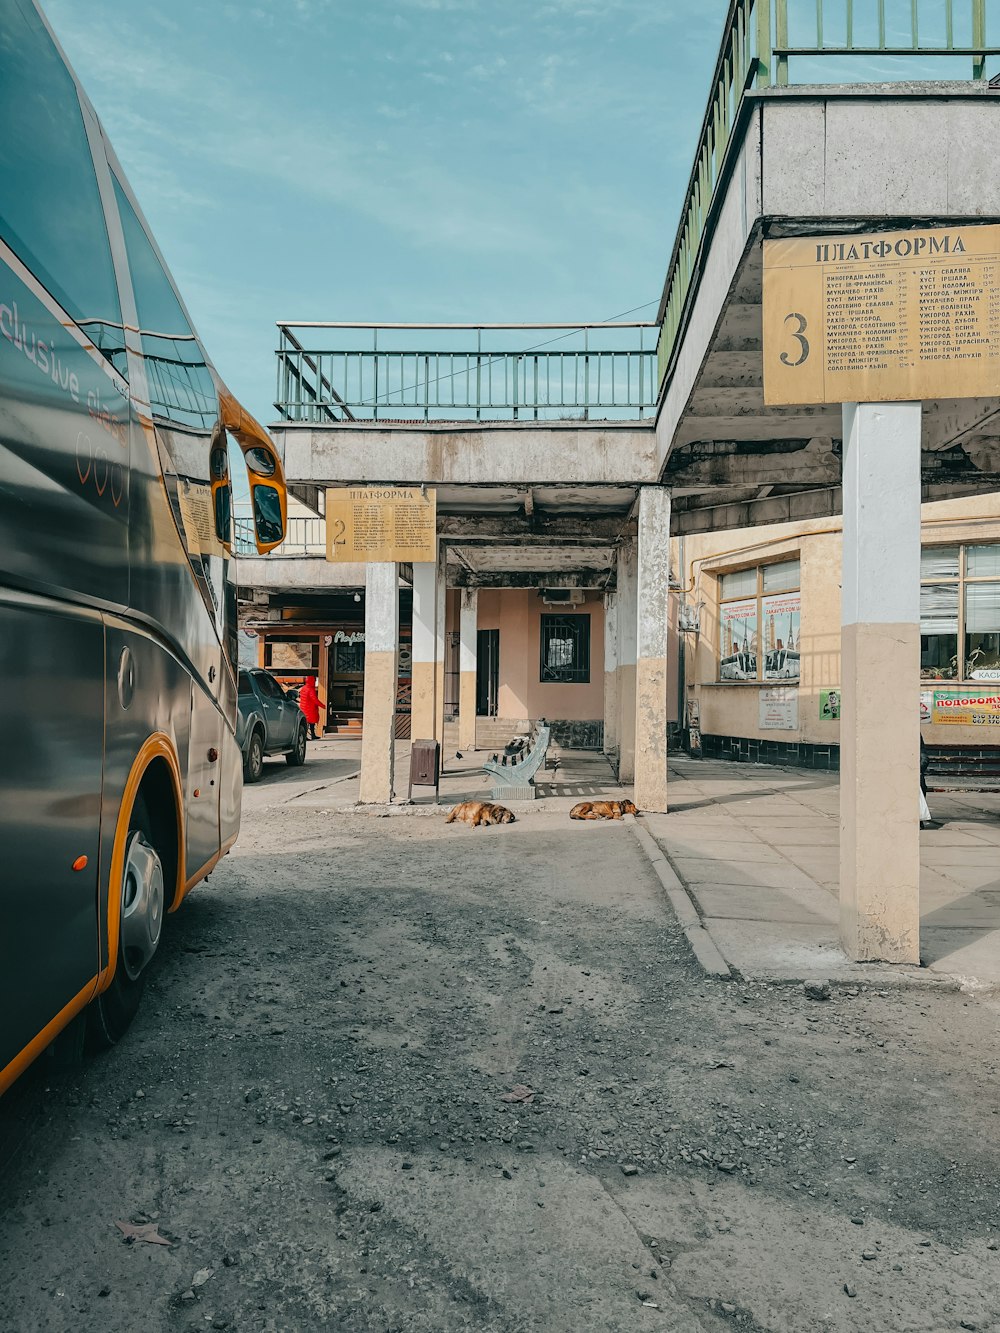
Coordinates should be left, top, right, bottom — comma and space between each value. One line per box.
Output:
665, 229, 1000, 534
435, 484, 637, 516
450, 545, 613, 573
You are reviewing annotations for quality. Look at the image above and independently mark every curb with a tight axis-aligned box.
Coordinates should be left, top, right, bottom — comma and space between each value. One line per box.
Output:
629, 821, 732, 979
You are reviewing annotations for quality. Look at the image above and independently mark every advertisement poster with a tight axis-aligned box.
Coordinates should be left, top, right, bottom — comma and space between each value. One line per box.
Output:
760, 687, 798, 731
932, 689, 1000, 726
720, 598, 757, 680
762, 592, 801, 680
920, 691, 933, 723
819, 689, 840, 721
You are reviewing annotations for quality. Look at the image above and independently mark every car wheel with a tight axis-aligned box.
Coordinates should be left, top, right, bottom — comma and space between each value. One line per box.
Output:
87, 795, 165, 1049
244, 728, 265, 783
286, 722, 307, 767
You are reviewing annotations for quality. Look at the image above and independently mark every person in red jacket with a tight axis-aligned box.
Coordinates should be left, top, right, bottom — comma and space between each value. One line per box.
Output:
299, 675, 320, 740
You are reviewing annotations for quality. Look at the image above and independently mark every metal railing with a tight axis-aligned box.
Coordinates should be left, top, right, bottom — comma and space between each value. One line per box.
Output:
655, 0, 999, 386
275, 323, 658, 423
234, 516, 256, 556
233, 515, 326, 556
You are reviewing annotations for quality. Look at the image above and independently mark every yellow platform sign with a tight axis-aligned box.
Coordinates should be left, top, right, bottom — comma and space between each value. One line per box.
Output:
763, 225, 1000, 406
325, 486, 436, 563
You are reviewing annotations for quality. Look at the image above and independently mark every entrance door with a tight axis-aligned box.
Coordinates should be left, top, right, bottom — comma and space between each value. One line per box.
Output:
476, 629, 499, 717
326, 629, 365, 735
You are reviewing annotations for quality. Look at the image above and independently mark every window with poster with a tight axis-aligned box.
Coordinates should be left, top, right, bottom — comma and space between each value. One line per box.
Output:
718, 560, 800, 682
921, 543, 1000, 681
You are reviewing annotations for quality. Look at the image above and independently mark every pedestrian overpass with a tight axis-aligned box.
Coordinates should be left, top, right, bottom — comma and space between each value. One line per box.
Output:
246, 0, 1000, 966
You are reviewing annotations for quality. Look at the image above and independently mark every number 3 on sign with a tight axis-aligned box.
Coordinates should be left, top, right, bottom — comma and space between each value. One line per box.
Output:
780, 313, 809, 367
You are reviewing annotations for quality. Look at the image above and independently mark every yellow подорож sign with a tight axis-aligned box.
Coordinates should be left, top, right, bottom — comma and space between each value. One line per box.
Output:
762, 225, 1000, 407
325, 486, 437, 563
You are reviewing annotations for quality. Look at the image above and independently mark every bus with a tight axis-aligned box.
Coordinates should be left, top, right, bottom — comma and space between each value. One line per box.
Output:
0, 0, 288, 1094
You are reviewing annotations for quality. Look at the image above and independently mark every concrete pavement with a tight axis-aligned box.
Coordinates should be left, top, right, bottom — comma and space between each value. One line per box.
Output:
245, 737, 1000, 990
646, 756, 1000, 991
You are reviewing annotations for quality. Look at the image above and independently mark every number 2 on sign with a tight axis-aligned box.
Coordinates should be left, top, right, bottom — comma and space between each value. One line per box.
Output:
331, 519, 346, 546
780, 313, 810, 367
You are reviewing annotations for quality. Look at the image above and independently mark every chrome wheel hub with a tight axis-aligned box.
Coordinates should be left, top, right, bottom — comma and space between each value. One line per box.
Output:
121, 831, 164, 980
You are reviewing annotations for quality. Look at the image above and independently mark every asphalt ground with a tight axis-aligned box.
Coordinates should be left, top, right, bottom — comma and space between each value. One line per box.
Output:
3, 760, 1000, 1331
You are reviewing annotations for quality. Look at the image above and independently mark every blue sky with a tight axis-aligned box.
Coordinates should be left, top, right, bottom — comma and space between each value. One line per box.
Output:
44, 0, 724, 434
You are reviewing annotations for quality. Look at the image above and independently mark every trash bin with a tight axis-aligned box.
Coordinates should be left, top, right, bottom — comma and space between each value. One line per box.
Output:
408, 739, 440, 800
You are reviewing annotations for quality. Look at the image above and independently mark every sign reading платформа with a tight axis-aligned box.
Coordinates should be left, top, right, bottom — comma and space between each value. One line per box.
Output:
325, 486, 436, 563
762, 225, 1000, 406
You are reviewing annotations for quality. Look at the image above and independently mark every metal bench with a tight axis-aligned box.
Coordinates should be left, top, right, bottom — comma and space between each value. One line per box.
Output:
484, 724, 551, 800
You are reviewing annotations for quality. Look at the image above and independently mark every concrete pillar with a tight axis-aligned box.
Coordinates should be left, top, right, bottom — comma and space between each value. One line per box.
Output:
434, 548, 447, 752
603, 591, 618, 759
358, 562, 399, 804
411, 557, 437, 741
635, 487, 670, 813
616, 539, 638, 783
459, 588, 478, 753
840, 401, 921, 964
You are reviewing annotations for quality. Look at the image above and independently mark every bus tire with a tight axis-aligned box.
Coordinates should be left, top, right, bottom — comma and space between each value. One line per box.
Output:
87, 795, 165, 1049
285, 722, 307, 767
244, 729, 264, 783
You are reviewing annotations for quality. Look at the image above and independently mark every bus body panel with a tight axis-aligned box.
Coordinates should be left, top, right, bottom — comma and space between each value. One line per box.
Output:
0, 592, 104, 1070
0, 245, 130, 610
185, 676, 224, 882
220, 725, 243, 853
0, 0, 275, 1092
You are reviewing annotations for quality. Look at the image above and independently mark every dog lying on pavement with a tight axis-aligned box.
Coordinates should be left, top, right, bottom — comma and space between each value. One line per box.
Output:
569, 799, 638, 821
445, 801, 516, 828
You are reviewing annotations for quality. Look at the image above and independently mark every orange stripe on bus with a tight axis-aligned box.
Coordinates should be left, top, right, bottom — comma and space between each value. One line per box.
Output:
0, 975, 98, 1097
173, 831, 239, 909
98, 733, 185, 995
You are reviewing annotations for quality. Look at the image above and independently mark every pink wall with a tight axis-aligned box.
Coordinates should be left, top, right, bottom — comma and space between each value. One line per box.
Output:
471, 589, 604, 720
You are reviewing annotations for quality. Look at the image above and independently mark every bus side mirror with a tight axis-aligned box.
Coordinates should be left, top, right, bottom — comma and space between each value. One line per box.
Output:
252, 483, 285, 548
214, 383, 287, 554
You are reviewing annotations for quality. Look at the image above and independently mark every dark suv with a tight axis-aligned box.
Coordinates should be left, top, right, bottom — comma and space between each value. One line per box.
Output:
237, 669, 308, 782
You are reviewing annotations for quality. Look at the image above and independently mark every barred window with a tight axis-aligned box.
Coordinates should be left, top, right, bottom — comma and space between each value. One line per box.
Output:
540, 614, 590, 683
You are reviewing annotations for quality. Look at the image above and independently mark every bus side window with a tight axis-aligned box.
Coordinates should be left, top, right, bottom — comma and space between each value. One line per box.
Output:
111, 175, 216, 431
0, 4, 126, 370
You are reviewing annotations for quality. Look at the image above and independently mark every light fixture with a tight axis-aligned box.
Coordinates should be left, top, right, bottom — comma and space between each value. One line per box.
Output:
353, 592, 361, 603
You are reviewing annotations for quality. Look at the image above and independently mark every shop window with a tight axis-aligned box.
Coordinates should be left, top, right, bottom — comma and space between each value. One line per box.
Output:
718, 559, 800, 682
922, 543, 1000, 681
264, 639, 318, 671
334, 638, 365, 674
540, 614, 590, 683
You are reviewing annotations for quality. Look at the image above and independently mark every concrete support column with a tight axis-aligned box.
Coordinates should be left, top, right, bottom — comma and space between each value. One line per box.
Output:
358, 562, 399, 804
434, 547, 447, 752
840, 401, 921, 964
616, 539, 638, 783
411, 556, 437, 741
635, 487, 671, 813
603, 591, 618, 759
459, 588, 478, 753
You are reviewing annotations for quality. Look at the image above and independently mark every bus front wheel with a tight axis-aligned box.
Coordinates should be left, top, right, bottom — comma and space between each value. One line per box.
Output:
88, 796, 165, 1049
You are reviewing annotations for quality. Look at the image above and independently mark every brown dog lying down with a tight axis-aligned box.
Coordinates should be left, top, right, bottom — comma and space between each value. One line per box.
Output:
569, 799, 638, 821
445, 801, 516, 828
